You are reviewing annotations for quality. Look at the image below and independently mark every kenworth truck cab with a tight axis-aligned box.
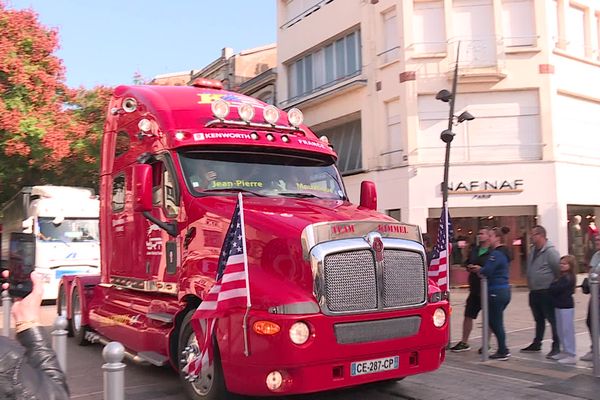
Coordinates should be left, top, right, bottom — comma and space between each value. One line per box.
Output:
59, 81, 449, 399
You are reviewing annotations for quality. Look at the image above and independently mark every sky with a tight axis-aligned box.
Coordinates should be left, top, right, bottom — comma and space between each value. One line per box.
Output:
6, 0, 276, 88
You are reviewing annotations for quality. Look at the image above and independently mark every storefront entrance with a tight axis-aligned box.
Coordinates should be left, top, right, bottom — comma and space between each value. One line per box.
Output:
426, 206, 537, 287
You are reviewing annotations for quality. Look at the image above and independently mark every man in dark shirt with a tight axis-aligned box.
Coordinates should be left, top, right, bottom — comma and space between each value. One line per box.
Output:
450, 228, 491, 352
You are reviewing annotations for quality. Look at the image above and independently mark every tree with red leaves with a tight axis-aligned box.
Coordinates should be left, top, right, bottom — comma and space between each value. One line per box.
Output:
0, 2, 110, 204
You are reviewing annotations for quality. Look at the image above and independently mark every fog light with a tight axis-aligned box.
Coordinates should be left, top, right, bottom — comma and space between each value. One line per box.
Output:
266, 371, 283, 391
433, 307, 446, 328
263, 105, 279, 125
287, 108, 303, 127
289, 321, 310, 345
211, 99, 230, 120
239, 103, 255, 122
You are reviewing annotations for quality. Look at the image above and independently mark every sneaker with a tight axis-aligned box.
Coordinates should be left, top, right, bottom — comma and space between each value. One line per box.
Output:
546, 349, 561, 359
550, 352, 567, 360
478, 346, 492, 354
558, 356, 577, 365
520, 343, 541, 353
580, 351, 593, 361
489, 351, 511, 361
450, 341, 471, 352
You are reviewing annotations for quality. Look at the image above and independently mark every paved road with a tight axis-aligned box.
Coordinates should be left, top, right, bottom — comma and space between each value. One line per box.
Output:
2, 287, 599, 399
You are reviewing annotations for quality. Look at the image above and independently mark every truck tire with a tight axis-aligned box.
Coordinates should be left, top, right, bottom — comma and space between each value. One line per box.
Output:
70, 288, 89, 346
178, 312, 235, 400
56, 285, 74, 337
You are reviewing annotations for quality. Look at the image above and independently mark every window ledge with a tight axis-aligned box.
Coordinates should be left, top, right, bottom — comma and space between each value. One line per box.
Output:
410, 52, 447, 60
553, 48, 600, 67
378, 59, 400, 70
505, 46, 541, 55
279, 75, 367, 109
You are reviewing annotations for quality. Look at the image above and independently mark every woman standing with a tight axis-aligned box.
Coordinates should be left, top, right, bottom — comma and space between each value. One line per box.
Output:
470, 227, 512, 360
549, 255, 577, 364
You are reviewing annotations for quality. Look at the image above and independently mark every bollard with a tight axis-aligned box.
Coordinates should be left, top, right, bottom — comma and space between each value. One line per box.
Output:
590, 272, 600, 377
103, 341, 126, 400
52, 316, 69, 372
2, 290, 11, 337
480, 276, 489, 361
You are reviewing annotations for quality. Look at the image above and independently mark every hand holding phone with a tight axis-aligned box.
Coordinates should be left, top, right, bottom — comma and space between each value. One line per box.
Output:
7, 232, 35, 298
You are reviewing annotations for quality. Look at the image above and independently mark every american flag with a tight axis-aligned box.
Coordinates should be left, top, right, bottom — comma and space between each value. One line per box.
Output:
183, 193, 251, 377
428, 204, 454, 292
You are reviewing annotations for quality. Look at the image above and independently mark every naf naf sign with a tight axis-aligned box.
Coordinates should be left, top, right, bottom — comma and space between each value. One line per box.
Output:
447, 179, 524, 199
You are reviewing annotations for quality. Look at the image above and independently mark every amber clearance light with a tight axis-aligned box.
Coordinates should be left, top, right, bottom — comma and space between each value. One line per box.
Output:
253, 321, 281, 335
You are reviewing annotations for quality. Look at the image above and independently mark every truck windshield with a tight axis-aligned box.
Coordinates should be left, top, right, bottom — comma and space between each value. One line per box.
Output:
37, 218, 99, 242
179, 149, 347, 200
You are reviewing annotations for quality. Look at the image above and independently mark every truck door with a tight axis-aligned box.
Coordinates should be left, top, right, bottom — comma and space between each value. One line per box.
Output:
139, 155, 180, 289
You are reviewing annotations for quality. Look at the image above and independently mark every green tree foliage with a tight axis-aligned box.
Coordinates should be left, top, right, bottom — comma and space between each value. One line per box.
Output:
0, 3, 111, 205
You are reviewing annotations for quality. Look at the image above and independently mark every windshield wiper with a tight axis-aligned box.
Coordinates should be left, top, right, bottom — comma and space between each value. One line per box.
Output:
277, 192, 320, 198
203, 188, 265, 197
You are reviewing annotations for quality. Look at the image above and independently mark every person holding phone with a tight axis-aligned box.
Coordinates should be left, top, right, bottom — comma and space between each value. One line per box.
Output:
0, 270, 70, 400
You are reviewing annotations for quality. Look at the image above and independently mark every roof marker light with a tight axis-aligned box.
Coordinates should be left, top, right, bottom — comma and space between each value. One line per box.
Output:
211, 99, 230, 120
175, 131, 185, 140
281, 135, 290, 143
287, 108, 303, 127
319, 135, 329, 144
239, 103, 255, 123
263, 105, 280, 125
251, 132, 259, 140
138, 119, 152, 132
266, 133, 275, 142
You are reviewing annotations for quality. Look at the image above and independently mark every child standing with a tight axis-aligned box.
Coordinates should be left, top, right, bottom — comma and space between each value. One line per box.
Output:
549, 255, 577, 364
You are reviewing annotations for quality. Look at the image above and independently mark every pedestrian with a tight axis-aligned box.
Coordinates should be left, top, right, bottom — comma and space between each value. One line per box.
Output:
470, 227, 512, 360
548, 255, 577, 364
580, 235, 600, 361
450, 227, 491, 352
520, 225, 561, 358
0, 270, 70, 400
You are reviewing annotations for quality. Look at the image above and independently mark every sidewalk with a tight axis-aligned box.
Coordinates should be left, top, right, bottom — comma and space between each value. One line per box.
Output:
447, 286, 599, 399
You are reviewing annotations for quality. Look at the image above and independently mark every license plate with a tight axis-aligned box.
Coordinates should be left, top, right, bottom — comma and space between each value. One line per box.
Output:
351, 356, 399, 376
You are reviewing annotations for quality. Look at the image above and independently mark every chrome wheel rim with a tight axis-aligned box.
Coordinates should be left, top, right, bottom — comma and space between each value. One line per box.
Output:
72, 292, 82, 332
58, 288, 67, 319
181, 325, 214, 395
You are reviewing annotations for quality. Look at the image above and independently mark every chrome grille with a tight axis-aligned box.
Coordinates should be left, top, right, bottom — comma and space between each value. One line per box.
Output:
323, 250, 377, 312
382, 250, 426, 308
317, 239, 427, 314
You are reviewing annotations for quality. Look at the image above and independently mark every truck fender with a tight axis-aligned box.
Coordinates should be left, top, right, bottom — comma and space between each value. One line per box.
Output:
169, 295, 200, 369
58, 276, 77, 322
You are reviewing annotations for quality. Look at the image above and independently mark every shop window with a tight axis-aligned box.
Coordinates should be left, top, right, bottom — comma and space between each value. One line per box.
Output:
380, 7, 400, 63
386, 209, 401, 221
287, 29, 361, 100
567, 205, 600, 273
501, 0, 536, 48
318, 119, 362, 174
413, 0, 446, 54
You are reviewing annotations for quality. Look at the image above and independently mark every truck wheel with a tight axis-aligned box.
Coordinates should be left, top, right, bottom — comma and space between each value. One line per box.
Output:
56, 285, 74, 337
178, 312, 234, 400
71, 288, 89, 346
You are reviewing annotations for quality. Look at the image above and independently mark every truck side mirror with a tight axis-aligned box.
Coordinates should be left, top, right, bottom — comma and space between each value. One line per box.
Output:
133, 164, 153, 212
359, 181, 377, 211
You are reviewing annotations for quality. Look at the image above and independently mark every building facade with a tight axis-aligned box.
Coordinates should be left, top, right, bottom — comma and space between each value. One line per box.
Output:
189, 45, 277, 103
276, 0, 600, 283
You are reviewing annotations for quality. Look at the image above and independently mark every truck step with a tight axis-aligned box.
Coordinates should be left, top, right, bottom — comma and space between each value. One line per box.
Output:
146, 312, 175, 324
137, 351, 169, 366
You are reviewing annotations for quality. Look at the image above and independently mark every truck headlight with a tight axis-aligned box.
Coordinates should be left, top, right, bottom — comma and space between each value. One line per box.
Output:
289, 321, 310, 345
433, 308, 446, 328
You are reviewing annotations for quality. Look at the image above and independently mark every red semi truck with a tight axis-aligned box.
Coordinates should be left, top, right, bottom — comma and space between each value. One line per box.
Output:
58, 80, 449, 399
